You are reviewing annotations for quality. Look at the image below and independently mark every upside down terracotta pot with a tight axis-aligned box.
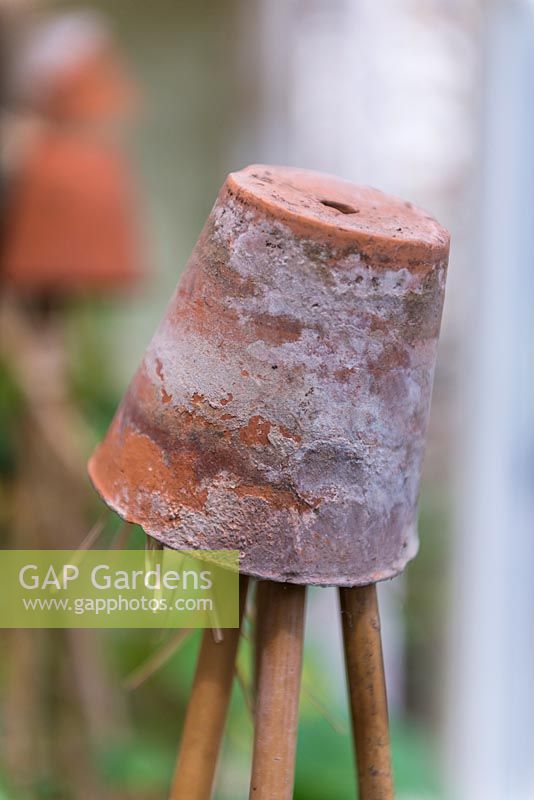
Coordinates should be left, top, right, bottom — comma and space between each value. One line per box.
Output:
1, 131, 142, 294
89, 165, 449, 586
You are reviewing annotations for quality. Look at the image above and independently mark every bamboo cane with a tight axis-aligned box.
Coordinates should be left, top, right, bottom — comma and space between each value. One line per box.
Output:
169, 575, 249, 800
249, 581, 306, 799
339, 584, 394, 800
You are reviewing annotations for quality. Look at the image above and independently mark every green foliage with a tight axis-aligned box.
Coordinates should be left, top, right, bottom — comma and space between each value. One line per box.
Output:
97, 737, 175, 792
66, 301, 123, 440
0, 357, 23, 476
294, 697, 441, 800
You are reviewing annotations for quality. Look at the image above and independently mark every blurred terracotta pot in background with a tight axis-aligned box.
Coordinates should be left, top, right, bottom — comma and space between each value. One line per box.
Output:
1, 131, 142, 294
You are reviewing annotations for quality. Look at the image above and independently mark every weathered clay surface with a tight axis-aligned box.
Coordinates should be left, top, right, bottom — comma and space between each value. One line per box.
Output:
89, 165, 449, 586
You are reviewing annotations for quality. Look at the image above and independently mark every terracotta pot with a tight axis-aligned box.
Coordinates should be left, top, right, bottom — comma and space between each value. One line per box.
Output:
2, 130, 142, 294
89, 165, 449, 586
